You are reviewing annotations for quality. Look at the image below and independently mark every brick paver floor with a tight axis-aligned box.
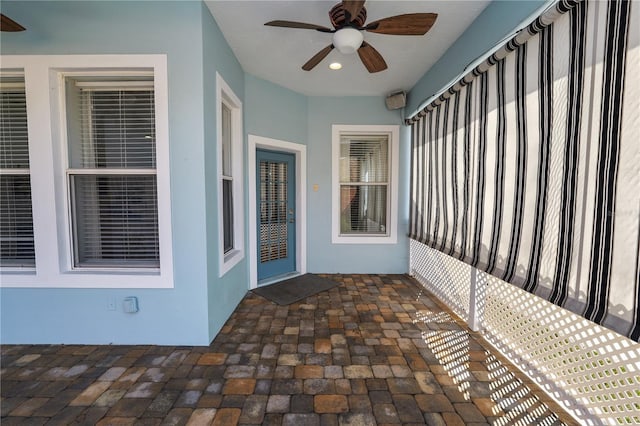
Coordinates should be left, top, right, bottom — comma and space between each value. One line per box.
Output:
1, 274, 577, 425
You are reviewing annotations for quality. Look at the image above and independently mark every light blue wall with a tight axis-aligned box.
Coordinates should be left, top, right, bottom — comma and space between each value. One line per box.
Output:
306, 97, 407, 273
407, 0, 549, 114
201, 3, 248, 342
243, 79, 408, 273
245, 74, 308, 145
0, 1, 211, 345
0, 0, 553, 345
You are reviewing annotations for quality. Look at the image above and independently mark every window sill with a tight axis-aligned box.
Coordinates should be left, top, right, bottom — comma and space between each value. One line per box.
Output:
219, 248, 244, 277
332, 234, 398, 245
0, 269, 172, 288
0, 267, 36, 275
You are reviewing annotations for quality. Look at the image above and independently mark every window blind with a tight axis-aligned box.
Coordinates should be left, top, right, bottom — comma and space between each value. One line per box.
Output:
339, 136, 389, 234
221, 102, 232, 177
339, 137, 388, 183
0, 79, 35, 267
221, 102, 234, 253
222, 179, 233, 253
66, 77, 159, 268
70, 85, 156, 169
71, 175, 159, 267
0, 84, 29, 169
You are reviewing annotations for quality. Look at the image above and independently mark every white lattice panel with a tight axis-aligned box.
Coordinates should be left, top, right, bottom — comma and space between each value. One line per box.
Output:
482, 273, 640, 425
409, 239, 640, 425
409, 239, 471, 322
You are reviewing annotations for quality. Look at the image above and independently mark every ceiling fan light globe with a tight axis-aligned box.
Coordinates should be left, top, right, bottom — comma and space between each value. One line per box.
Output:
333, 28, 363, 54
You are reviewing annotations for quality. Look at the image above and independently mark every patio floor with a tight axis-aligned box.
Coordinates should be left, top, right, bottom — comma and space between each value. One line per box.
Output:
1, 274, 577, 425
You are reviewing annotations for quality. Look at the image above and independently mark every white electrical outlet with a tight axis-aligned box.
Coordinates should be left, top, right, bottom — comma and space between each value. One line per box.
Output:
123, 296, 139, 313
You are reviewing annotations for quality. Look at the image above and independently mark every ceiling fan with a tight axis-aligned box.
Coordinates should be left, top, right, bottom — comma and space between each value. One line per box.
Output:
265, 0, 437, 73
1, 14, 26, 32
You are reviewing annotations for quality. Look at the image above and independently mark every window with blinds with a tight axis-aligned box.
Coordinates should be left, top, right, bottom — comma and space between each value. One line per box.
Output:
221, 102, 234, 254
217, 72, 244, 277
339, 135, 389, 235
65, 76, 159, 268
0, 75, 35, 268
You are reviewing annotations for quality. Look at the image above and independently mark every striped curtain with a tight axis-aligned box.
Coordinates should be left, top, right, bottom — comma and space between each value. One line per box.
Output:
408, 0, 640, 341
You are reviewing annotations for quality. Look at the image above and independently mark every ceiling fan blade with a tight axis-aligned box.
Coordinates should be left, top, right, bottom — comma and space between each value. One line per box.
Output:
302, 45, 335, 71
366, 13, 437, 35
265, 20, 332, 33
342, 0, 365, 23
0, 14, 26, 32
357, 41, 387, 73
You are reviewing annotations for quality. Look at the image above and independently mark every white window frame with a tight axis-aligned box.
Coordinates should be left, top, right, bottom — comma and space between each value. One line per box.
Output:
0, 55, 173, 288
331, 124, 399, 244
63, 75, 158, 270
217, 73, 244, 277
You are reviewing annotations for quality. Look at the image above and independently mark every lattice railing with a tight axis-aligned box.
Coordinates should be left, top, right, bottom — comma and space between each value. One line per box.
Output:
409, 239, 471, 323
409, 239, 640, 425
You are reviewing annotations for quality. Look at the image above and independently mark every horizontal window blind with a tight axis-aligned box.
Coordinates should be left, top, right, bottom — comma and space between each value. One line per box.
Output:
0, 84, 29, 169
222, 178, 233, 253
71, 175, 159, 267
339, 137, 388, 183
221, 102, 234, 253
221, 102, 232, 177
0, 176, 34, 266
66, 76, 159, 269
69, 83, 156, 169
0, 78, 34, 267
339, 136, 389, 235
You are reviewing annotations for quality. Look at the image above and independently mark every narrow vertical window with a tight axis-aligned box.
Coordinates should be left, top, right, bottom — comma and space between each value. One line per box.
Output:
0, 74, 35, 268
221, 102, 234, 253
217, 73, 244, 276
65, 76, 159, 269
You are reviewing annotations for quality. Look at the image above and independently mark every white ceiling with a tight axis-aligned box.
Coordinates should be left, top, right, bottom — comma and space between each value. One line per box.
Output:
205, 1, 490, 97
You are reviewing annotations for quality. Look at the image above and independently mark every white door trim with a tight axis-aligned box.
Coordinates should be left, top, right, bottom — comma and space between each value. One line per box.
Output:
248, 135, 307, 289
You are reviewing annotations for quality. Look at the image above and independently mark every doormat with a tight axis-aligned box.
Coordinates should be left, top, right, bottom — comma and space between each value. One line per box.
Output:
252, 273, 340, 305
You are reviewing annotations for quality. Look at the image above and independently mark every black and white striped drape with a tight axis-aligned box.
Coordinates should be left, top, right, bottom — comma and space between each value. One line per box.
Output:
408, 0, 640, 341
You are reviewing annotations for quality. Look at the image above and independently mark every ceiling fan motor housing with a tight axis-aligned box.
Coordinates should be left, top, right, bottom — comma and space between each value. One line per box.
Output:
329, 3, 367, 28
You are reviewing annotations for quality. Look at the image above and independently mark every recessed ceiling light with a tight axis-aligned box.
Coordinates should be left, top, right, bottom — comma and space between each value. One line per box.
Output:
329, 62, 342, 70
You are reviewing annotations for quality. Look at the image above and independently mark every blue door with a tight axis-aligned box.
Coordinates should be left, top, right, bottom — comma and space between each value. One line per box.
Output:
257, 149, 296, 281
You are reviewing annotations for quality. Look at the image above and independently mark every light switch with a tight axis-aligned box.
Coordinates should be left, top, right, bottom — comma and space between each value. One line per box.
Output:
313, 184, 319, 192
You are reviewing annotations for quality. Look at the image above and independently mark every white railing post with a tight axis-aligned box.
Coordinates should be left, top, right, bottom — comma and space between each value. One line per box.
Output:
468, 267, 481, 331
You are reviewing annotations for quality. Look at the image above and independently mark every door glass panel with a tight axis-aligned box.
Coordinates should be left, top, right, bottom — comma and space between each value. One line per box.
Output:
259, 160, 288, 263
